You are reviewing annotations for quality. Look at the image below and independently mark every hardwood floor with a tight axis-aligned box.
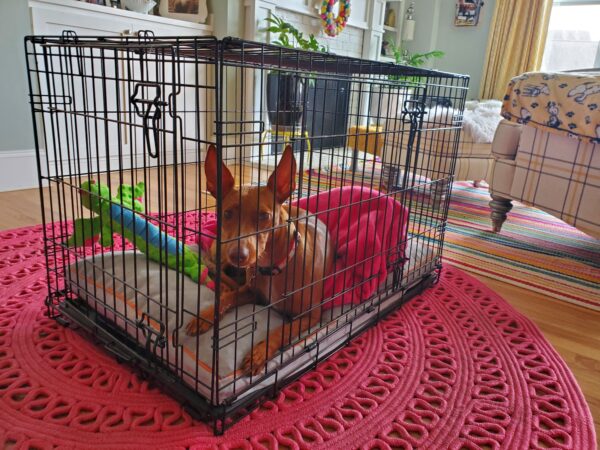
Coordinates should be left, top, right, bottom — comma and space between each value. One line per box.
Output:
1, 180, 598, 446
0, 188, 45, 230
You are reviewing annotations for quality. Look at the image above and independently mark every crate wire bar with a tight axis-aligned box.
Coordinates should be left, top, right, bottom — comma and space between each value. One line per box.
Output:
25, 33, 469, 434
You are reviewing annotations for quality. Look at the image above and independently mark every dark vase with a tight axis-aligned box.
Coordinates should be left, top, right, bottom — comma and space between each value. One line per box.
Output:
266, 72, 304, 128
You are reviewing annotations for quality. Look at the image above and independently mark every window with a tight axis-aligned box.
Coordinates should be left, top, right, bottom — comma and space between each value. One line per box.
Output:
541, 1, 600, 72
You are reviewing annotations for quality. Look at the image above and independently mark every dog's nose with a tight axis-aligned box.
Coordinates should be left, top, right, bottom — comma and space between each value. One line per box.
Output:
228, 246, 250, 266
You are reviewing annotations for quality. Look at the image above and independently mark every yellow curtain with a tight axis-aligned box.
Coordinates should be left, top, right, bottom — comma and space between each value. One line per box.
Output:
479, 0, 553, 100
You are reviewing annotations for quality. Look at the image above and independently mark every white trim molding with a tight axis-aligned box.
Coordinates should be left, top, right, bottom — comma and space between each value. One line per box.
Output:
0, 149, 39, 192
0, 146, 209, 192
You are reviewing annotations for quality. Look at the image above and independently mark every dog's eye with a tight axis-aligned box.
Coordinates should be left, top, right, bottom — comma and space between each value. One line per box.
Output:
258, 211, 272, 222
223, 209, 234, 220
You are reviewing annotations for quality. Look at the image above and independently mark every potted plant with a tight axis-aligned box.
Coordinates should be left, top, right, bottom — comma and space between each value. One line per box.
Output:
370, 43, 444, 122
263, 15, 327, 129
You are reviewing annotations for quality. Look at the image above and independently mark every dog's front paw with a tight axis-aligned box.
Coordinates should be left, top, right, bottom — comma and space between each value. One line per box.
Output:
241, 341, 269, 376
185, 307, 215, 336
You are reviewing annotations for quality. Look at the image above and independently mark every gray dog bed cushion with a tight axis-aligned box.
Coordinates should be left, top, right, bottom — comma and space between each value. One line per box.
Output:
68, 239, 433, 402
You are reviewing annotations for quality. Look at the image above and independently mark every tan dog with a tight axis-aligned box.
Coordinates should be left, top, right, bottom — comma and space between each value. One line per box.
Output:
186, 144, 334, 375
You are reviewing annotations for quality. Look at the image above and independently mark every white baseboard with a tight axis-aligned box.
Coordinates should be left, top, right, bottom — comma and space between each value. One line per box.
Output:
0, 149, 39, 192
0, 147, 205, 192
0, 144, 255, 192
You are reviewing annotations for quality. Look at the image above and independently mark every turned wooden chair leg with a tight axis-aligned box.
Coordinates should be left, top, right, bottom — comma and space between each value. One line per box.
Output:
489, 195, 513, 233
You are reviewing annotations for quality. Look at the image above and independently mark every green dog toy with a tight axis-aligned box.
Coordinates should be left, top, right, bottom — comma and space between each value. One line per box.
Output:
66, 180, 214, 289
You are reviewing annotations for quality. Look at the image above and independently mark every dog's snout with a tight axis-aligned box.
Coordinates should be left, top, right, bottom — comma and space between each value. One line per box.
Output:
228, 246, 250, 266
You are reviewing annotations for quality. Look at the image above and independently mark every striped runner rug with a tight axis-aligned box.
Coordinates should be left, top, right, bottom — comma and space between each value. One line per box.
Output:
445, 182, 600, 310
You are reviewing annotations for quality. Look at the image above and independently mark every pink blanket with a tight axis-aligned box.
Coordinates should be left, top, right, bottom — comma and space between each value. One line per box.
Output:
198, 186, 408, 309
293, 187, 408, 308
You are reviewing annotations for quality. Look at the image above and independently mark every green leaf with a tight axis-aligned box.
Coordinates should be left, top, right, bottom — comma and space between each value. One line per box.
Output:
264, 14, 327, 53
385, 42, 444, 83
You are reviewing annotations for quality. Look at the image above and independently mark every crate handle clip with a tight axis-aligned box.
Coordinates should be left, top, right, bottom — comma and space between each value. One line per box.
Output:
60, 30, 78, 44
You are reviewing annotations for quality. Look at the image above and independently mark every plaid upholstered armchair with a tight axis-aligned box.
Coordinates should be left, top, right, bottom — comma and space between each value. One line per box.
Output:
488, 72, 600, 239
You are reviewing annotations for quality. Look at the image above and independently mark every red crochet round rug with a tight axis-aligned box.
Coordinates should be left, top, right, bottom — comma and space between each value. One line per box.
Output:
0, 225, 596, 449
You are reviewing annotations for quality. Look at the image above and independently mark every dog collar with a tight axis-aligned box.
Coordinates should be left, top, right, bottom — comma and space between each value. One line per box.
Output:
257, 230, 300, 276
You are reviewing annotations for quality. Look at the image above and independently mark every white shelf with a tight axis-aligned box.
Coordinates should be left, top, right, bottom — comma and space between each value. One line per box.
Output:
29, 0, 213, 32
380, 55, 395, 63
381, 0, 404, 51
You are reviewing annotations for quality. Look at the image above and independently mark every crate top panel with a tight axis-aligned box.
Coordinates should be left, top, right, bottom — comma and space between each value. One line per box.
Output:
26, 34, 470, 81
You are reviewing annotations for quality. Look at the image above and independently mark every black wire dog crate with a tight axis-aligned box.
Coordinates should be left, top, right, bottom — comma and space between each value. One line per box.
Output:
25, 33, 468, 434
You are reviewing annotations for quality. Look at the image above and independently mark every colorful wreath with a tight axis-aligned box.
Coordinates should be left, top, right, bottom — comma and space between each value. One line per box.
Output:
320, 0, 351, 37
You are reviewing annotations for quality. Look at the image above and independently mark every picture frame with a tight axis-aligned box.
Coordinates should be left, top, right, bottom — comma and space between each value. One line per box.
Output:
455, 0, 484, 27
158, 0, 208, 23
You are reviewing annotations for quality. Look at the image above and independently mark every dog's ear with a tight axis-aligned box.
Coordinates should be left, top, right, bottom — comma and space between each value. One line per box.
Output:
204, 144, 234, 198
267, 145, 296, 203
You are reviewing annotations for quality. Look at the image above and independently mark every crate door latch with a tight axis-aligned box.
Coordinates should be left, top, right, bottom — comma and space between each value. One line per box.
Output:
130, 82, 167, 159
137, 312, 167, 354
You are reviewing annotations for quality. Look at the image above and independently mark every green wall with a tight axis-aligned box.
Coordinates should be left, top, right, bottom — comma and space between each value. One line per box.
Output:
0, 0, 34, 151
404, 0, 496, 100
